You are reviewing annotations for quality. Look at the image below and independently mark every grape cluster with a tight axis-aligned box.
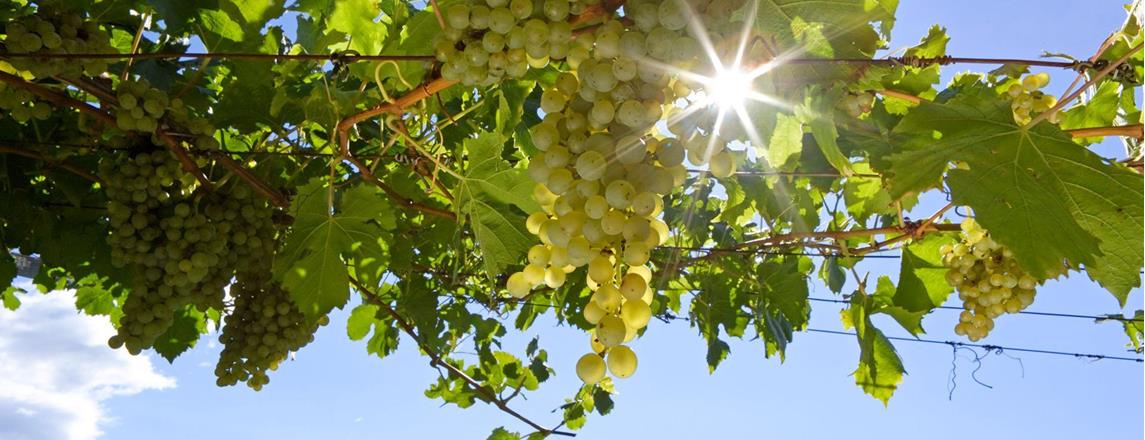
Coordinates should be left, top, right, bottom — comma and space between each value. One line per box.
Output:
435, 0, 600, 86
0, 82, 53, 122
839, 92, 875, 118
102, 149, 278, 354
941, 219, 1041, 342
504, 0, 761, 383
114, 79, 170, 133
1005, 73, 1055, 125
2, 7, 112, 78
215, 274, 326, 390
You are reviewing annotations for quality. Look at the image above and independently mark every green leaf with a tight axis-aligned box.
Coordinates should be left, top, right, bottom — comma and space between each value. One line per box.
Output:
1107, 310, 1144, 353
871, 276, 926, 336
845, 293, 906, 404
467, 199, 535, 277
197, 9, 245, 42
458, 132, 540, 213
842, 163, 891, 222
2, 286, 21, 311
802, 89, 853, 176
487, 427, 521, 440
822, 256, 846, 293
894, 233, 957, 312
347, 303, 379, 341
277, 182, 393, 320
328, 0, 388, 55
153, 307, 206, 363
888, 84, 1144, 299
765, 113, 804, 171
1059, 81, 1121, 144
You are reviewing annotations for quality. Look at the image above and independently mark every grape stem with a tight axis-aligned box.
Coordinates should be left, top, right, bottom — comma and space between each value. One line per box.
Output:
349, 276, 576, 437
0, 143, 105, 185
1026, 43, 1142, 127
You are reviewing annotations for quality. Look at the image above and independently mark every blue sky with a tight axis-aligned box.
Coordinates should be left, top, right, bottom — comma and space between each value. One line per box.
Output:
1, 1, 1142, 439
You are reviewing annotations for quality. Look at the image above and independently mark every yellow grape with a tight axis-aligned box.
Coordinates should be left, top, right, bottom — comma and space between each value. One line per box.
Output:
583, 300, 606, 324
596, 316, 627, 347
607, 345, 638, 378
576, 353, 606, 384
593, 284, 622, 312
507, 272, 531, 298
621, 299, 651, 329
619, 272, 648, 300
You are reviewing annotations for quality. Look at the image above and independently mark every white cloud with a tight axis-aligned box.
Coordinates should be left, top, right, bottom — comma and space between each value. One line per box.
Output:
0, 289, 175, 440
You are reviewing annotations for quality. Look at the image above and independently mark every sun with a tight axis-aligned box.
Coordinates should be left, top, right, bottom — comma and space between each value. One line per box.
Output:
705, 67, 757, 110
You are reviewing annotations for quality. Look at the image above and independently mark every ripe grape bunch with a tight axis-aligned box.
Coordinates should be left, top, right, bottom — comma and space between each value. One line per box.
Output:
1005, 72, 1056, 125
2, 5, 112, 78
102, 149, 278, 355
215, 275, 327, 390
941, 219, 1042, 342
435, 0, 600, 86
501, 0, 752, 385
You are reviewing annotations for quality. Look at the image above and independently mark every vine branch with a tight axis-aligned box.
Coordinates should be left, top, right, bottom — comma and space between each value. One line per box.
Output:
349, 277, 574, 437
0, 143, 105, 185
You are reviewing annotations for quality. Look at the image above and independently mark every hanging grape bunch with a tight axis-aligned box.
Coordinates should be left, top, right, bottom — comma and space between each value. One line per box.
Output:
215, 277, 327, 391
114, 79, 170, 133
502, 0, 758, 384
2, 5, 112, 78
435, 0, 603, 86
102, 148, 279, 355
941, 219, 1043, 342
1005, 72, 1056, 124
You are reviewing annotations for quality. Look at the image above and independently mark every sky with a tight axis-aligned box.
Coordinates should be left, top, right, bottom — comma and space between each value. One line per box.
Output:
1, 1, 1142, 439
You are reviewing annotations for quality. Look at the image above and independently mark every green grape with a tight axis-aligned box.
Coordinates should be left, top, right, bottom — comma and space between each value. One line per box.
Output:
488, 7, 516, 34
507, 271, 532, 298
544, 265, 567, 288
593, 284, 622, 311
620, 299, 651, 329
588, 254, 614, 284
583, 300, 606, 324
596, 316, 627, 347
600, 209, 627, 235
576, 353, 606, 384
604, 180, 635, 209
606, 345, 638, 378
709, 150, 735, 178
543, 0, 570, 21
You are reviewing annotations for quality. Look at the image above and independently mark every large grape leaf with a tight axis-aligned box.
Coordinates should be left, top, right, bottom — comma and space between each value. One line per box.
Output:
887, 85, 1144, 301
843, 163, 893, 223
842, 293, 906, 405
455, 132, 539, 276
277, 182, 395, 320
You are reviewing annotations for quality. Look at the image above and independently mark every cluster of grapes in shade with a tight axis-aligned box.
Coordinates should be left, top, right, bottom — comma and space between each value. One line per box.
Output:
435, 0, 601, 86
492, 0, 750, 384
2, 5, 112, 77
941, 219, 1043, 342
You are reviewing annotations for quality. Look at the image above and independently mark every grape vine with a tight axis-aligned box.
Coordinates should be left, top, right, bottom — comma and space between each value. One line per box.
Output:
0, 0, 1142, 436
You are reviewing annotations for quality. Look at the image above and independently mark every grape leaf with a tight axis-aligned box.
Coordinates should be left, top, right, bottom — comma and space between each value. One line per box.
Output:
328, 0, 388, 55
197, 9, 245, 42
466, 199, 534, 277
457, 132, 540, 214
455, 132, 539, 276
765, 113, 804, 171
894, 233, 957, 312
1, 286, 20, 311
0, 250, 14, 290
801, 88, 853, 176
842, 293, 906, 404
153, 307, 207, 363
842, 162, 892, 222
277, 182, 394, 320
888, 84, 1144, 300
487, 428, 521, 440
347, 303, 379, 341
